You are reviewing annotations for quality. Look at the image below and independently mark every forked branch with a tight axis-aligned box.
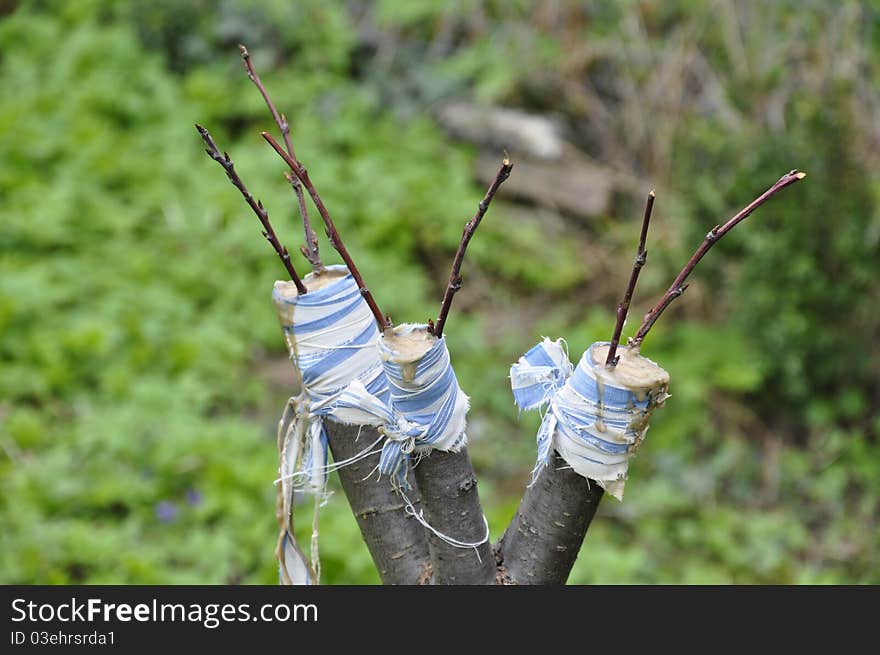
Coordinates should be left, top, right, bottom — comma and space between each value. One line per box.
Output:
606, 190, 655, 366
239, 45, 323, 272
633, 169, 806, 346
196, 123, 307, 294
262, 132, 390, 330
432, 158, 513, 339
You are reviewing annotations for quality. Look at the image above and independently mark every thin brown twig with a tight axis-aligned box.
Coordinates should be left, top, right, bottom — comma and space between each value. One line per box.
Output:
239, 44, 323, 272
640, 283, 689, 337
432, 158, 513, 339
606, 190, 656, 366
283, 171, 321, 268
632, 169, 806, 347
196, 123, 307, 294
261, 131, 389, 329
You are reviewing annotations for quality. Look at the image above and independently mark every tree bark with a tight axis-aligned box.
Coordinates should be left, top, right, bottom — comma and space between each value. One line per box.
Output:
497, 453, 604, 584
325, 420, 431, 585
411, 447, 496, 585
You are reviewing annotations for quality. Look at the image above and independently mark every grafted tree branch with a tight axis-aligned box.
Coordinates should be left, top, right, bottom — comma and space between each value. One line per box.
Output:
196, 123, 307, 294
262, 132, 391, 330
401, 161, 512, 583
324, 421, 431, 584
497, 169, 806, 585
497, 454, 604, 584
239, 44, 323, 272
411, 448, 496, 584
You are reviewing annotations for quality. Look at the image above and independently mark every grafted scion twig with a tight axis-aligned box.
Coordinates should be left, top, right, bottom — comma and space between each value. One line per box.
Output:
262, 132, 390, 330
239, 44, 323, 272
633, 169, 806, 346
606, 190, 655, 366
195, 123, 307, 295
432, 158, 514, 339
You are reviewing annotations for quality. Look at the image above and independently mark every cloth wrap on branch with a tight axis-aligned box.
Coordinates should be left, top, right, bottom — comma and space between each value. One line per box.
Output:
272, 264, 390, 585
330, 324, 470, 490
510, 338, 669, 500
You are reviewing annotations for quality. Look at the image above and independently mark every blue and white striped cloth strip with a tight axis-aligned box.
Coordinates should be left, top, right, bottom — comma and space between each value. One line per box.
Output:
510, 338, 668, 500
330, 323, 470, 489
279, 532, 315, 586
273, 265, 390, 497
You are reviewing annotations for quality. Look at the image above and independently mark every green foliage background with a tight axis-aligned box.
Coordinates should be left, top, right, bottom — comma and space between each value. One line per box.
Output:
1, 0, 878, 584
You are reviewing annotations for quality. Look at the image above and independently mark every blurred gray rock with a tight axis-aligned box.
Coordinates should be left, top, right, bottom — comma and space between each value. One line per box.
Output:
438, 102, 566, 161
437, 102, 614, 219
